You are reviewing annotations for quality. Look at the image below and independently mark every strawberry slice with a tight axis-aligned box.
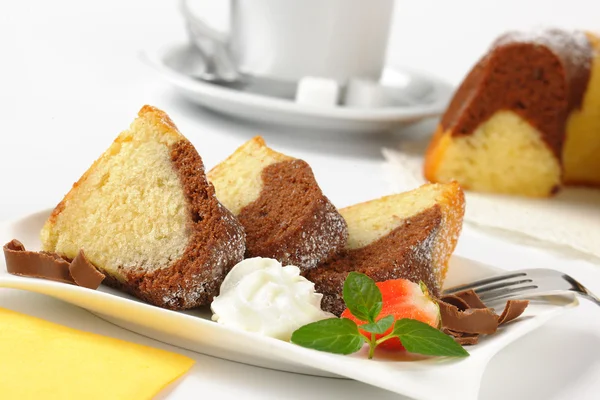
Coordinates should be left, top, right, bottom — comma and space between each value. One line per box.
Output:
341, 279, 440, 351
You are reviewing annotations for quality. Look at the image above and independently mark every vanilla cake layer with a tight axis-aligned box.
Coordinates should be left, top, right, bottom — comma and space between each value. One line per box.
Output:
208, 137, 292, 216
41, 112, 189, 279
426, 111, 562, 197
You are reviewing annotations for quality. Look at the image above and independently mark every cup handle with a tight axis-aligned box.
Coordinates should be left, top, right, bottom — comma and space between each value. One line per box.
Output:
179, 0, 239, 81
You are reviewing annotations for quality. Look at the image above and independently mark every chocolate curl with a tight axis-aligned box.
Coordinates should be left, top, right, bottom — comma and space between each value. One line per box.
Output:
69, 250, 106, 290
454, 289, 487, 309
438, 300, 499, 335
455, 336, 479, 345
3, 240, 105, 290
4, 239, 74, 284
498, 300, 529, 325
443, 329, 480, 345
438, 289, 529, 345
441, 321, 481, 345
439, 294, 470, 311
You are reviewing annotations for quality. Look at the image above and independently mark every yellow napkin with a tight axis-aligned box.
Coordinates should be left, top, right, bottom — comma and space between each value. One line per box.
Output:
0, 307, 195, 399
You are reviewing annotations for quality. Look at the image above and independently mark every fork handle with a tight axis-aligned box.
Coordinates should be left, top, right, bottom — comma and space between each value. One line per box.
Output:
564, 275, 600, 307
581, 292, 600, 307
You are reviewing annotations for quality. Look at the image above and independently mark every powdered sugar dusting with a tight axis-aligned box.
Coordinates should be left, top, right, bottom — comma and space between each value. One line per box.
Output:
158, 210, 245, 309
274, 201, 348, 271
403, 220, 438, 286
494, 28, 592, 71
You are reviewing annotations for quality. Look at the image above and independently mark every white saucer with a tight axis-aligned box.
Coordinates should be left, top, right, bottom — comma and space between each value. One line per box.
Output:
141, 43, 454, 133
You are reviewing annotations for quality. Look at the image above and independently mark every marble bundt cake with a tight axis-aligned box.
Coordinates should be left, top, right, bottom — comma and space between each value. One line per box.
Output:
425, 29, 600, 196
208, 136, 348, 272
305, 182, 465, 316
564, 32, 600, 186
40, 105, 245, 310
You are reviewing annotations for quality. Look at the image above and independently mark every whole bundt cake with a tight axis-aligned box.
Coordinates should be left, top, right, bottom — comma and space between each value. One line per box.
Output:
425, 29, 600, 197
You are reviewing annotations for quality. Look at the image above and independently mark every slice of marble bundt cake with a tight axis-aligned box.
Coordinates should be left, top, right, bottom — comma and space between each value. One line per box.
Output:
425, 29, 600, 196
208, 136, 348, 272
40, 105, 245, 310
305, 182, 465, 316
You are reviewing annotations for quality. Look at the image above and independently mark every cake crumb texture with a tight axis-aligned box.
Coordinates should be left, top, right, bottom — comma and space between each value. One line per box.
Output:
426, 112, 561, 197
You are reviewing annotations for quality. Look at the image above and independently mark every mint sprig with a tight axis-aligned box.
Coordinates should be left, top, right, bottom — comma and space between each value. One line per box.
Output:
291, 273, 468, 359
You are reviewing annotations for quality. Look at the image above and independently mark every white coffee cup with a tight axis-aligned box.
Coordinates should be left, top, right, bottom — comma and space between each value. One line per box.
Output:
181, 0, 395, 84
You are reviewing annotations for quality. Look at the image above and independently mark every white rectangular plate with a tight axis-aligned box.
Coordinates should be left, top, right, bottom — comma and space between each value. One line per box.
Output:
0, 210, 577, 400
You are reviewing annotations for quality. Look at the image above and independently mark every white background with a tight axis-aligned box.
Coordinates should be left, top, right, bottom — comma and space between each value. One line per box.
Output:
1, 1, 600, 399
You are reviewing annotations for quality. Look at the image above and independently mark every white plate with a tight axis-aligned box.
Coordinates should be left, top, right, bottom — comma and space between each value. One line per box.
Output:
0, 210, 577, 400
141, 43, 454, 133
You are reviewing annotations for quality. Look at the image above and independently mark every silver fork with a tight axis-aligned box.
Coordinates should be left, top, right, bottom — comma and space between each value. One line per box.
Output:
443, 268, 600, 306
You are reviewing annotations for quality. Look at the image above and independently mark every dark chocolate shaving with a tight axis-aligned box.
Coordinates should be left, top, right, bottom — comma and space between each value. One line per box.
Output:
3, 240, 104, 290
438, 289, 529, 345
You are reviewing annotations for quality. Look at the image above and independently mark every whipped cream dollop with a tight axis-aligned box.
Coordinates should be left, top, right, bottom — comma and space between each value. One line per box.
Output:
210, 257, 333, 341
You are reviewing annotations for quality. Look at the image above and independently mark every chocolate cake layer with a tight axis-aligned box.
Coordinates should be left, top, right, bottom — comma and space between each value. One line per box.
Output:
238, 159, 348, 271
103, 140, 246, 310
441, 29, 592, 159
305, 205, 442, 316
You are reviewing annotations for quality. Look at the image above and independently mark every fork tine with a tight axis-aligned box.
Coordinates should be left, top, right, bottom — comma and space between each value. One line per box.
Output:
444, 267, 600, 307
478, 284, 539, 302
443, 272, 527, 295
474, 278, 534, 295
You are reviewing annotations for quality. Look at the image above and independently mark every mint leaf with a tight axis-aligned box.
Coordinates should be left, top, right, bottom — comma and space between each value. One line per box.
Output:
355, 304, 370, 318
391, 319, 469, 357
291, 318, 366, 355
361, 315, 395, 334
343, 272, 382, 322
